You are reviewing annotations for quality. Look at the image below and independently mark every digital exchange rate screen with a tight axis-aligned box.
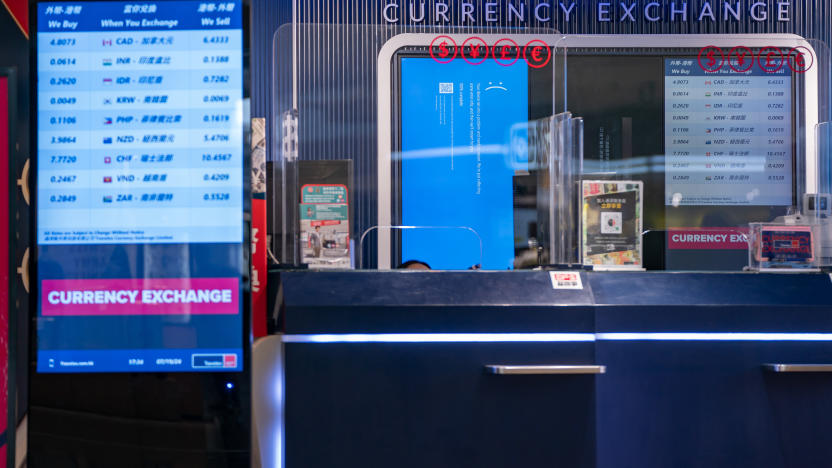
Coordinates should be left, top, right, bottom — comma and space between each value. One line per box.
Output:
664, 59, 792, 206
36, 1, 244, 372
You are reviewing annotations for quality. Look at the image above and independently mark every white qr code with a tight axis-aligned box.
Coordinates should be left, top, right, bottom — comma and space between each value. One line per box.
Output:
549, 272, 583, 290
439, 82, 454, 94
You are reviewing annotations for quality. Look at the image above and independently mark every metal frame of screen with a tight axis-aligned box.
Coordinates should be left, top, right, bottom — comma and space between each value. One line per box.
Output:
377, 33, 820, 269
29, 0, 252, 376
390, 49, 555, 270
26, 0, 252, 460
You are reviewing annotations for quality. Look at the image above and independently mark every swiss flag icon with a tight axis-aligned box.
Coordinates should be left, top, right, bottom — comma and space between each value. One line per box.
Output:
223, 354, 237, 368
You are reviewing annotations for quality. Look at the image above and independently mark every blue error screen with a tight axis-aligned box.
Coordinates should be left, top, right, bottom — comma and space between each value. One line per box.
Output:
400, 58, 528, 270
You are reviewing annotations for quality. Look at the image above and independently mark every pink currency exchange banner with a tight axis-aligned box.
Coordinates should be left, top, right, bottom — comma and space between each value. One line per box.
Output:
41, 277, 240, 316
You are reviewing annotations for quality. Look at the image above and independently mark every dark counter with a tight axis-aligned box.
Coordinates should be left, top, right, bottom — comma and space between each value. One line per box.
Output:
268, 270, 832, 468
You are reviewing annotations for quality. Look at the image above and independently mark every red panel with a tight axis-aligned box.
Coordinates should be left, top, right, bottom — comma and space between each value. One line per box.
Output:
251, 198, 267, 338
1, 0, 28, 38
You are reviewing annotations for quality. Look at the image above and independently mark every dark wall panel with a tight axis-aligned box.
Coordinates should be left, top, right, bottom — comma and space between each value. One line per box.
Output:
0, 3, 30, 452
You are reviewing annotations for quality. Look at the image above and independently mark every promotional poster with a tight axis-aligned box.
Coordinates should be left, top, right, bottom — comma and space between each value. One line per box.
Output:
300, 184, 350, 269
582, 180, 643, 268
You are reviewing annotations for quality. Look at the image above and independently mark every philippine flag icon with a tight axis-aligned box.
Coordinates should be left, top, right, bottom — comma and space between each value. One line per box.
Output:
104, 117, 113, 125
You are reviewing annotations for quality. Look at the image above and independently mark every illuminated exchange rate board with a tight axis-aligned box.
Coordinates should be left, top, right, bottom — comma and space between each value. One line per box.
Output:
36, 1, 246, 373
664, 58, 792, 207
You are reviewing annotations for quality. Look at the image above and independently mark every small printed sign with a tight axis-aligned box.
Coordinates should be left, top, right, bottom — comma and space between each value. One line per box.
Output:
582, 180, 643, 269
550, 271, 583, 290
755, 225, 815, 269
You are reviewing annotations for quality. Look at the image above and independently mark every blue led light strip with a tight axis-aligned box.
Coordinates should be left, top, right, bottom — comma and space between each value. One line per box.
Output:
281, 333, 597, 343
281, 333, 832, 343
597, 333, 832, 341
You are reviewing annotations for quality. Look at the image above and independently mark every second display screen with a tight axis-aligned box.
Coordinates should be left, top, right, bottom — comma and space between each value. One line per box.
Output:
400, 57, 529, 270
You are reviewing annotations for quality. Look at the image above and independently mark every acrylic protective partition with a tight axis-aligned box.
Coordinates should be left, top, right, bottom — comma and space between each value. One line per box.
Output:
743, 38, 832, 272
32, 0, 251, 374
653, 36, 830, 271
272, 23, 570, 271
270, 13, 832, 273
536, 34, 832, 272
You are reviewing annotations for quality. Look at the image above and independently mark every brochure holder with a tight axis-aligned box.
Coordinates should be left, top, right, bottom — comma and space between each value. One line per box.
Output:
581, 180, 644, 270
748, 222, 821, 272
